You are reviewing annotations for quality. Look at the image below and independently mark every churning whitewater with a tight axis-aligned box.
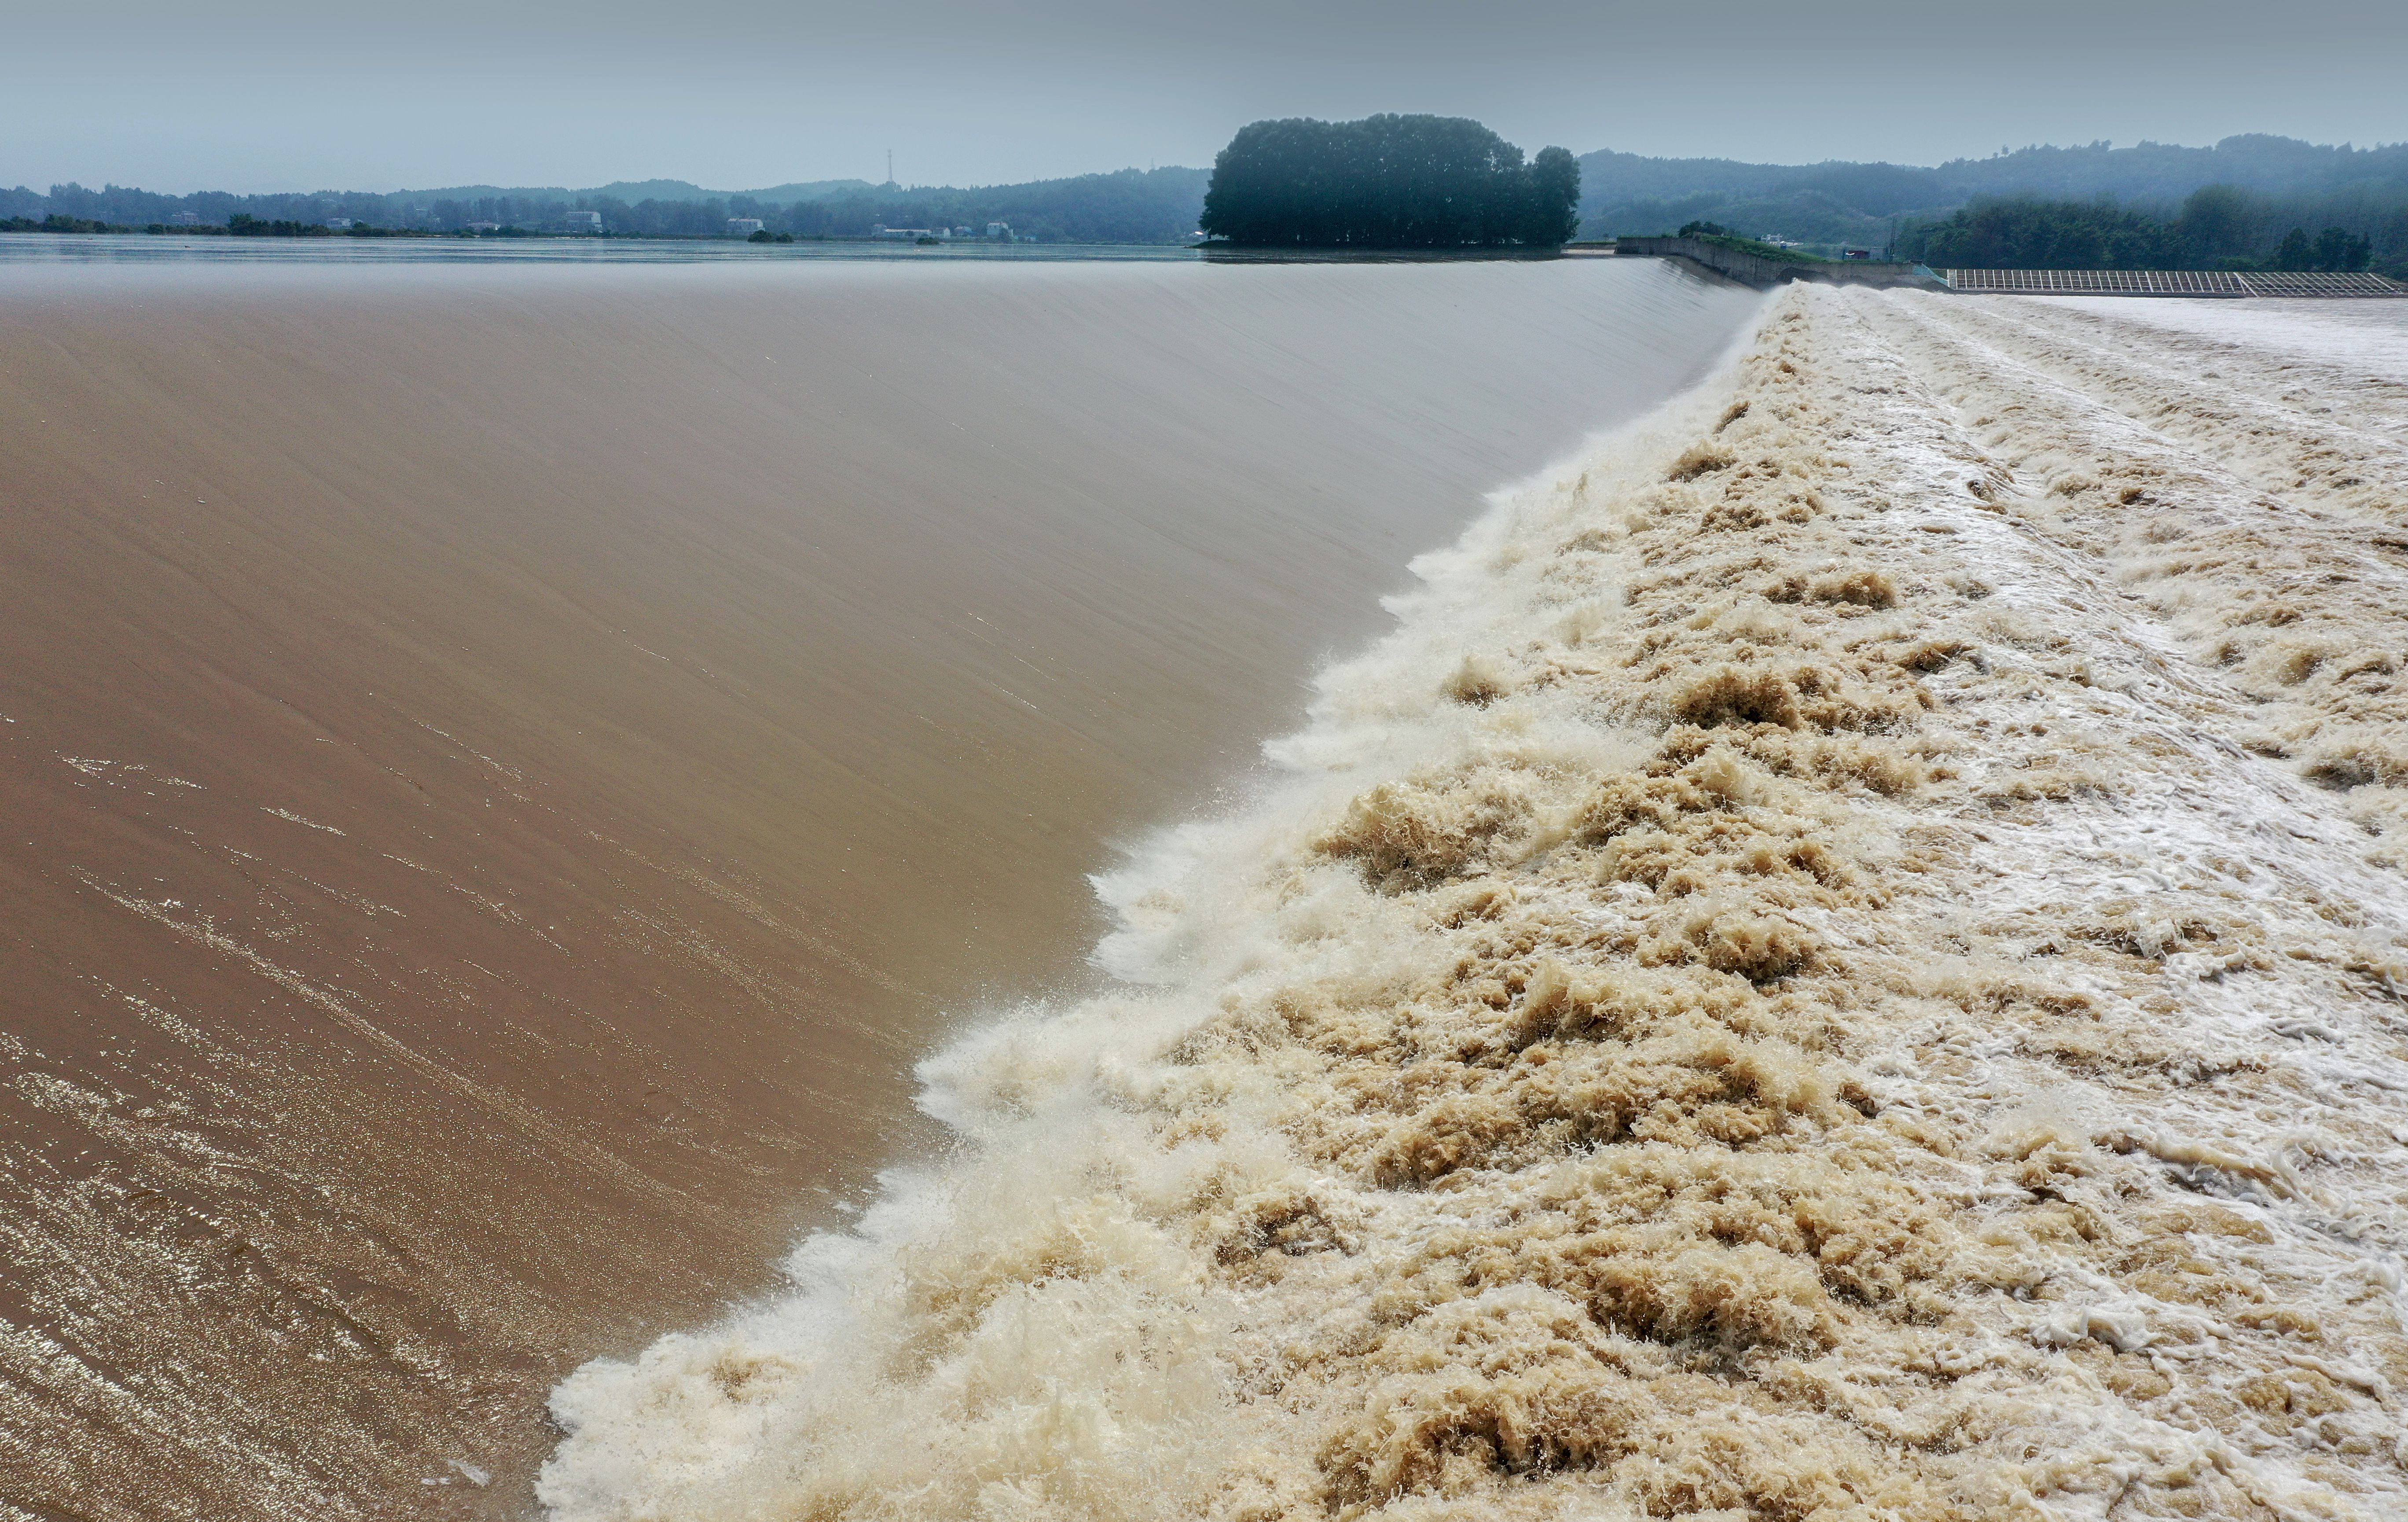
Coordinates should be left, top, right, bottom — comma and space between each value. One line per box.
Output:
542, 287, 2408, 1521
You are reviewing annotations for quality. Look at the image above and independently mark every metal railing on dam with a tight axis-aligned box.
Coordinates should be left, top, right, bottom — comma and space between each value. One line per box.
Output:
1943, 268, 2407, 297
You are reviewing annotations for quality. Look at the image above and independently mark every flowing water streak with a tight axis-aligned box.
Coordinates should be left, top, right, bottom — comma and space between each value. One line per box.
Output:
544, 287, 2408, 1519
0, 256, 1761, 1516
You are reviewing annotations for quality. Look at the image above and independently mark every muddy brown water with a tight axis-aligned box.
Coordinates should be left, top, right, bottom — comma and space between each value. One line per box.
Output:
0, 254, 1758, 1518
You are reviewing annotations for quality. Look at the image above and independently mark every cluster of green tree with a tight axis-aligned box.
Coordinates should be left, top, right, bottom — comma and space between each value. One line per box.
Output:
17, 132, 2404, 263
2266, 225, 2374, 272
1579, 134, 2408, 273
1893, 198, 2180, 269
1894, 187, 2379, 272
124, 219, 432, 238
1198, 115, 1578, 249
1, 213, 131, 233
0, 166, 1212, 244
226, 213, 333, 237
0, 211, 408, 237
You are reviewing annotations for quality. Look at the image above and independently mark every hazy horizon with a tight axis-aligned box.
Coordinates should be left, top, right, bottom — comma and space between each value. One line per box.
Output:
9, 0, 2405, 195
14, 131, 2408, 205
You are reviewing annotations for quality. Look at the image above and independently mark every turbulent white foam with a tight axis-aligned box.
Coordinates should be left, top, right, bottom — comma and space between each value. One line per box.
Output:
542, 289, 2408, 1520
2035, 294, 2408, 386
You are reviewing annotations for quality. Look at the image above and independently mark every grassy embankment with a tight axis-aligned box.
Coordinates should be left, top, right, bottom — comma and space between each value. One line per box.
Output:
1692, 231, 1834, 263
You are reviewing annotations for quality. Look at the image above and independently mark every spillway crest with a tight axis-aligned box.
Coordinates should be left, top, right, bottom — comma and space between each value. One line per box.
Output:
544, 287, 2408, 1520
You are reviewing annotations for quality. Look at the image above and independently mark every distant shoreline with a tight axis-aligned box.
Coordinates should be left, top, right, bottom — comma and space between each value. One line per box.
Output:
0, 231, 1632, 267
0, 219, 1168, 248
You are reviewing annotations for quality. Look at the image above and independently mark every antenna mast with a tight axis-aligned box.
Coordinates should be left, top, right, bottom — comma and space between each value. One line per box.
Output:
886, 149, 893, 186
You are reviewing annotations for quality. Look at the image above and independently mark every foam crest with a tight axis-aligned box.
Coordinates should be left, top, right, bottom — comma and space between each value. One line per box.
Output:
545, 288, 2408, 1520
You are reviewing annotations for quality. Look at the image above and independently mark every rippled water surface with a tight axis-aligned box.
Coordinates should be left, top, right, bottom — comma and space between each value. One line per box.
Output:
0, 252, 1761, 1516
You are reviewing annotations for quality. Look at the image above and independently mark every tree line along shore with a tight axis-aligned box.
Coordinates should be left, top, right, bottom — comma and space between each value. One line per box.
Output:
4, 212, 826, 243
4, 118, 1588, 253
8, 126, 2405, 272
1891, 187, 2382, 275
1, 168, 1212, 246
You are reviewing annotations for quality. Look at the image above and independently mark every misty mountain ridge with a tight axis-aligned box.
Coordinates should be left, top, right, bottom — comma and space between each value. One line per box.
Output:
1577, 133, 2408, 249
411, 177, 884, 203
1584, 134, 2408, 205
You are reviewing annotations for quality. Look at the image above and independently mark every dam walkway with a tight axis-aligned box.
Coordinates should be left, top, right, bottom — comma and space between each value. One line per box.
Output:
1941, 267, 2406, 298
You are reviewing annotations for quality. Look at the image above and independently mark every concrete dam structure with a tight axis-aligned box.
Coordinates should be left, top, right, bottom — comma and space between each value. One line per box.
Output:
1613, 235, 1946, 290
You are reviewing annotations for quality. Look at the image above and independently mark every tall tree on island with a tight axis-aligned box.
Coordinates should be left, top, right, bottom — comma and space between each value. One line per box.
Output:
1521, 146, 1582, 247
1200, 115, 1581, 249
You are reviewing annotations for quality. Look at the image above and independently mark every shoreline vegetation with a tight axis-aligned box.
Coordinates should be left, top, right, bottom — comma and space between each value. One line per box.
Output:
2, 166, 1213, 246
10, 132, 2404, 273
1890, 188, 2376, 274
0, 213, 859, 244
1586, 134, 2408, 279
1197, 115, 1578, 250
0, 218, 1590, 262
1630, 191, 2390, 278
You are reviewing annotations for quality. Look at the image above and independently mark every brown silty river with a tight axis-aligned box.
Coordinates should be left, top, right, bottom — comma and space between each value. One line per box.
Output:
0, 253, 1759, 1517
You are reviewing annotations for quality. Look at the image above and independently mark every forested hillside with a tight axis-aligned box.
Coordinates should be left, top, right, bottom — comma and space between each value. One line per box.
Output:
1894, 187, 2380, 274
1580, 134, 2408, 272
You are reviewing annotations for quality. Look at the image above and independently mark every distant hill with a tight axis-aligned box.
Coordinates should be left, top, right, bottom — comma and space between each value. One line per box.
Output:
1933, 135, 2408, 201
796, 167, 1209, 244
573, 178, 879, 202
0, 168, 1204, 242
1579, 134, 2408, 255
13, 135, 2405, 256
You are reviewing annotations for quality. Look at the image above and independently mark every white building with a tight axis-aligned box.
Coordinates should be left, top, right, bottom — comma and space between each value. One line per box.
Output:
986, 221, 1011, 239
561, 210, 601, 231
325, 218, 355, 230
166, 211, 200, 226
727, 217, 764, 235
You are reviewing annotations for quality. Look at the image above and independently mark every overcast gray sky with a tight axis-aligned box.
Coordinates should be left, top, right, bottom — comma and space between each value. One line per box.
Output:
7, 0, 2404, 193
